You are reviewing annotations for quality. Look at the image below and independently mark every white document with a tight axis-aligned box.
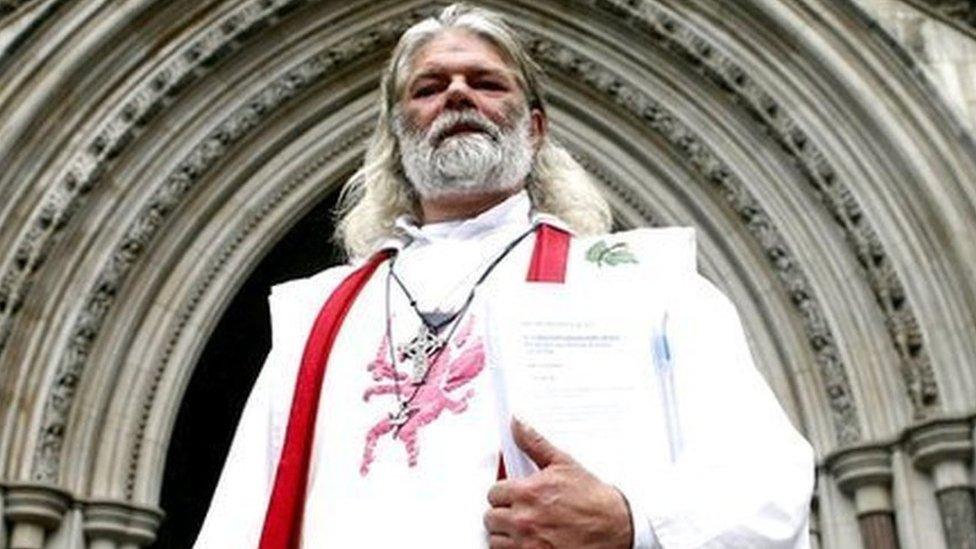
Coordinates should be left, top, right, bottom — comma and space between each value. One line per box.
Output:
486, 285, 677, 489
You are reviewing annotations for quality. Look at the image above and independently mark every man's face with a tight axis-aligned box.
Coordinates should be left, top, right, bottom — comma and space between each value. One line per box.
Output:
393, 29, 544, 200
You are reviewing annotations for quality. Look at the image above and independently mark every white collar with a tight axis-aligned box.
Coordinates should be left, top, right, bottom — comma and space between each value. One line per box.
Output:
372, 190, 573, 253
396, 190, 531, 244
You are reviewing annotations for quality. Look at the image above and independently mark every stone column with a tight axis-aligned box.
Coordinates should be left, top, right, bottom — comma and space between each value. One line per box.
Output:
83, 500, 165, 549
906, 419, 976, 549
2, 483, 71, 549
46, 505, 85, 549
829, 445, 900, 549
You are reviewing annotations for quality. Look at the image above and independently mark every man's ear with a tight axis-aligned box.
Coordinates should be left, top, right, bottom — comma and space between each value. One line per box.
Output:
530, 108, 547, 151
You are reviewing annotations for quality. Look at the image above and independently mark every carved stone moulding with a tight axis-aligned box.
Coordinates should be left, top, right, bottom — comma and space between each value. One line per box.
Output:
0, 482, 164, 548
0, 0, 410, 355
0, 0, 303, 355
828, 444, 894, 498
904, 417, 974, 473
825, 414, 976, 483
27, 5, 434, 485
2, 482, 71, 530
83, 499, 165, 547
581, 0, 937, 417
2, 482, 71, 549
122, 124, 371, 499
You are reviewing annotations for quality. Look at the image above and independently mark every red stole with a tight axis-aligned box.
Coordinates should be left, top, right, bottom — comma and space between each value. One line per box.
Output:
259, 223, 571, 549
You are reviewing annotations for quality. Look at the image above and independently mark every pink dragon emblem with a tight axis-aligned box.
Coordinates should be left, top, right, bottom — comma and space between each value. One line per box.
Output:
360, 316, 485, 475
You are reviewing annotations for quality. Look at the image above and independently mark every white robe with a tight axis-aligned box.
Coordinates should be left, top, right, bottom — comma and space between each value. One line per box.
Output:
193, 191, 814, 548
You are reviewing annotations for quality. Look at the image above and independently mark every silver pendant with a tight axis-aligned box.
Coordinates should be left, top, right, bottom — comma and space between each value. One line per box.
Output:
419, 310, 455, 330
397, 324, 446, 384
389, 405, 411, 427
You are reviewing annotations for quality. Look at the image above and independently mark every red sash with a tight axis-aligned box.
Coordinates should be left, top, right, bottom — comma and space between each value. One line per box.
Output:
259, 223, 571, 549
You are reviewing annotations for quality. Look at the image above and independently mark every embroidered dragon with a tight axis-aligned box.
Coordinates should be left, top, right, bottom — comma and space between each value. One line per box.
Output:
359, 316, 485, 475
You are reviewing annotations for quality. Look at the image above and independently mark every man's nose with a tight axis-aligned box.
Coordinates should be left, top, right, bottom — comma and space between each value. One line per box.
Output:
444, 77, 476, 110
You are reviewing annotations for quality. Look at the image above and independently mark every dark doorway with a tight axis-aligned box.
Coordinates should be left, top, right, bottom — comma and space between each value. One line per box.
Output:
152, 191, 344, 548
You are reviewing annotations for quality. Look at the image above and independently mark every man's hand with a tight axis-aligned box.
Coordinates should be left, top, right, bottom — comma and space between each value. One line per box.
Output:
484, 419, 634, 549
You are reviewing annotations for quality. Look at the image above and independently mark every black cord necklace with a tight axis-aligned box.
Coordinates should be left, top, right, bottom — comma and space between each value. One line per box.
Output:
383, 224, 537, 428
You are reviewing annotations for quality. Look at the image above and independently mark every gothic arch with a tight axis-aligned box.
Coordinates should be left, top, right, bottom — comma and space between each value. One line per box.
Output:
0, 1, 973, 547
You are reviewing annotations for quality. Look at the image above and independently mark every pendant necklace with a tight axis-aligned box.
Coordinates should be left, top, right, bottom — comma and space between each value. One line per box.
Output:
383, 224, 537, 428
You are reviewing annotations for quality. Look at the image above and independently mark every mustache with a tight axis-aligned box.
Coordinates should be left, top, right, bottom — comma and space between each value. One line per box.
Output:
427, 110, 501, 146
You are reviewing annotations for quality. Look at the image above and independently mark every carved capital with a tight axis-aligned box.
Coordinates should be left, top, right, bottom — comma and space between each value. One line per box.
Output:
83, 499, 165, 546
904, 418, 973, 472
828, 445, 893, 494
2, 482, 71, 530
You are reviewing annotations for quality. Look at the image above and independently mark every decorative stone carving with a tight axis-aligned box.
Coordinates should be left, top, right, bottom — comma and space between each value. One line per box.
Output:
83, 500, 164, 547
585, 0, 937, 418
569, 149, 663, 227
123, 126, 371, 498
28, 3, 434, 485
0, 0, 296, 354
526, 33, 863, 444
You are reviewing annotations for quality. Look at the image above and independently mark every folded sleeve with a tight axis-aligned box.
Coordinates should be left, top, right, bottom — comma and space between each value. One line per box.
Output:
627, 274, 815, 548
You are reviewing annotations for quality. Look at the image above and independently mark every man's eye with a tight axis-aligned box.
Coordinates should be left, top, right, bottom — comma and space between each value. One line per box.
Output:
476, 81, 506, 91
413, 86, 438, 98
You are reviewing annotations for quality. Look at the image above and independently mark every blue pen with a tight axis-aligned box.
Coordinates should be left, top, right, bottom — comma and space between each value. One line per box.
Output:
653, 312, 683, 463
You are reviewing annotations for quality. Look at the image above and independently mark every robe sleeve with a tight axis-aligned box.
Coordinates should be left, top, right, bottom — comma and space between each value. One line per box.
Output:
623, 274, 814, 548
192, 268, 347, 548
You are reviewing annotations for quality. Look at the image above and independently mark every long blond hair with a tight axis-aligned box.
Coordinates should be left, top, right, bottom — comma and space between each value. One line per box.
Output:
335, 3, 611, 258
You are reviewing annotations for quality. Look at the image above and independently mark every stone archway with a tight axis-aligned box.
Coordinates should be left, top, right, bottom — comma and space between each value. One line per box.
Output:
0, 1, 974, 547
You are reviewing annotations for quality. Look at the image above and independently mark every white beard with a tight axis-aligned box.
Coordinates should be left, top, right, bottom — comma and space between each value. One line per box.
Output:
394, 107, 534, 200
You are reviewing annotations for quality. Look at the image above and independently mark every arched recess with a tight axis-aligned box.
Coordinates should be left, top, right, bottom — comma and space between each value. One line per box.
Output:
0, 0, 974, 548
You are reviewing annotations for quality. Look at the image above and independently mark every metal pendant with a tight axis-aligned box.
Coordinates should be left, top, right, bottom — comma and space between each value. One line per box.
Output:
397, 324, 446, 384
418, 310, 455, 331
389, 405, 411, 427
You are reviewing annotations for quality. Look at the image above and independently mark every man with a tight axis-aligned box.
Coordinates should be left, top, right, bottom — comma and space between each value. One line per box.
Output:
194, 4, 814, 548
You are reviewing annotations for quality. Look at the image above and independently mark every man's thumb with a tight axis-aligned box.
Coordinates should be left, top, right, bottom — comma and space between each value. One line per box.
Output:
512, 418, 569, 468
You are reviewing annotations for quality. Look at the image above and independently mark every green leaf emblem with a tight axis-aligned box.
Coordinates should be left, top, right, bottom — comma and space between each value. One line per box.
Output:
585, 240, 638, 267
